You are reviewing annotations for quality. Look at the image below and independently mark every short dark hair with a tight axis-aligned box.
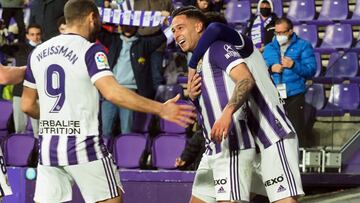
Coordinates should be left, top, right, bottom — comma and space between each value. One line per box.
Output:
275, 17, 293, 30
64, 0, 99, 25
57, 16, 66, 29
171, 6, 208, 26
27, 23, 42, 33
205, 12, 228, 25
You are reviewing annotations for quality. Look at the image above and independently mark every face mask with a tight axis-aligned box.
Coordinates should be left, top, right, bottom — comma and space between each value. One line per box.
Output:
276, 35, 288, 46
260, 8, 271, 17
29, 40, 40, 47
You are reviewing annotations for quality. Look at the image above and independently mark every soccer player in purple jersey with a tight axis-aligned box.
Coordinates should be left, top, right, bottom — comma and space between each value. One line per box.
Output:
187, 21, 304, 203
172, 6, 257, 203
21, 0, 196, 202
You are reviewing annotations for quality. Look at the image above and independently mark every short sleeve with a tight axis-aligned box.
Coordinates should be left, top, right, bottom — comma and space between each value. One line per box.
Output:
209, 41, 245, 75
23, 52, 37, 89
85, 43, 113, 83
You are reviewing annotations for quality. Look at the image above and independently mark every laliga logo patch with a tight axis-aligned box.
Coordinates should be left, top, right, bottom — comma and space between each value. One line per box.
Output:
95, 52, 110, 70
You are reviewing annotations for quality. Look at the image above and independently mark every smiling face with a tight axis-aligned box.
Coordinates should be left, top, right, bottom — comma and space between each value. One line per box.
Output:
171, 15, 204, 52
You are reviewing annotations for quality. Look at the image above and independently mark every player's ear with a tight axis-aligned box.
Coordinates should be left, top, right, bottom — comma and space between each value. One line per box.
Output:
194, 21, 204, 33
88, 11, 97, 24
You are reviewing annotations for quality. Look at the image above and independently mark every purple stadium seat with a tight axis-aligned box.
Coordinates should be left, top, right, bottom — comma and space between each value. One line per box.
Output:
155, 84, 184, 103
113, 134, 147, 169
317, 24, 353, 53
225, 0, 251, 24
160, 117, 186, 134
287, 0, 316, 23
343, 0, 360, 24
352, 0, 360, 21
314, 52, 322, 77
0, 131, 7, 138
317, 0, 349, 24
131, 112, 152, 133
159, 100, 191, 134
174, 1, 183, 9
0, 100, 12, 131
313, 52, 359, 83
293, 24, 318, 48
152, 134, 186, 169
335, 84, 360, 111
353, 34, 360, 53
26, 118, 33, 132
271, 0, 283, 17
305, 84, 325, 110
316, 85, 347, 117
4, 133, 37, 167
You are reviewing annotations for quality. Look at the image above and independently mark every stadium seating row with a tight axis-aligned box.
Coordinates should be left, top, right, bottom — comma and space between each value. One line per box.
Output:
225, 0, 360, 25
306, 83, 360, 117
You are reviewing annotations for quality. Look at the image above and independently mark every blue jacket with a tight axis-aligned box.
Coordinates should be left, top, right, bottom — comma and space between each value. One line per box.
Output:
263, 33, 316, 97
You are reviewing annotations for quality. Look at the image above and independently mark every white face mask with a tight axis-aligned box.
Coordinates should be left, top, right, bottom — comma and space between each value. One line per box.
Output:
29, 40, 40, 47
276, 35, 288, 46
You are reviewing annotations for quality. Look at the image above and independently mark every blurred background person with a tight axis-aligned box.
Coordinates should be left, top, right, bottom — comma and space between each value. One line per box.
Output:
0, 0, 27, 42
263, 17, 316, 147
134, 0, 173, 92
0, 24, 42, 137
29, 0, 67, 41
246, 0, 278, 52
98, 11, 171, 136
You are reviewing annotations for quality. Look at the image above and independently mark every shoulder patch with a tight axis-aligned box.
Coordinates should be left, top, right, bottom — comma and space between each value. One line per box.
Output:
95, 52, 110, 70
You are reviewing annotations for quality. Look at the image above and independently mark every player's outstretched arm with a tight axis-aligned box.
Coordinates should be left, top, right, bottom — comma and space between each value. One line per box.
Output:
211, 63, 255, 143
0, 64, 26, 85
21, 87, 40, 119
95, 76, 196, 127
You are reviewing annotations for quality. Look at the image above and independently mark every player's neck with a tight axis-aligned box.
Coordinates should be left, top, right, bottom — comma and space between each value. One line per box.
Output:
66, 24, 90, 41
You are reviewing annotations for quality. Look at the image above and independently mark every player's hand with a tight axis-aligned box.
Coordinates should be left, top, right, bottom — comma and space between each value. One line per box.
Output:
175, 157, 186, 167
161, 11, 170, 17
189, 73, 202, 101
211, 112, 232, 143
161, 10, 170, 25
161, 94, 196, 127
281, 57, 294, 68
271, 64, 284, 73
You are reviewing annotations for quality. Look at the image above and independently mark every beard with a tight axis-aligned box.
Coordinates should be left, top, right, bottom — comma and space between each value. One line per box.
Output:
89, 21, 101, 42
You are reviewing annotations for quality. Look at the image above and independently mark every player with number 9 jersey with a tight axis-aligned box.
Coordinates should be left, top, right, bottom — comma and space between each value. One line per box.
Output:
24, 34, 112, 166
23, 26, 122, 203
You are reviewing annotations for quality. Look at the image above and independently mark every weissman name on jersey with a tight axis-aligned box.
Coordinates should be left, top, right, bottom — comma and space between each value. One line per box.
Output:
36, 45, 79, 65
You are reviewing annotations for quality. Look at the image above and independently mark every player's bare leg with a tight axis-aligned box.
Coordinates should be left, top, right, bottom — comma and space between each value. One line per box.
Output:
189, 195, 206, 203
190, 195, 243, 203
274, 197, 298, 203
97, 188, 123, 203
